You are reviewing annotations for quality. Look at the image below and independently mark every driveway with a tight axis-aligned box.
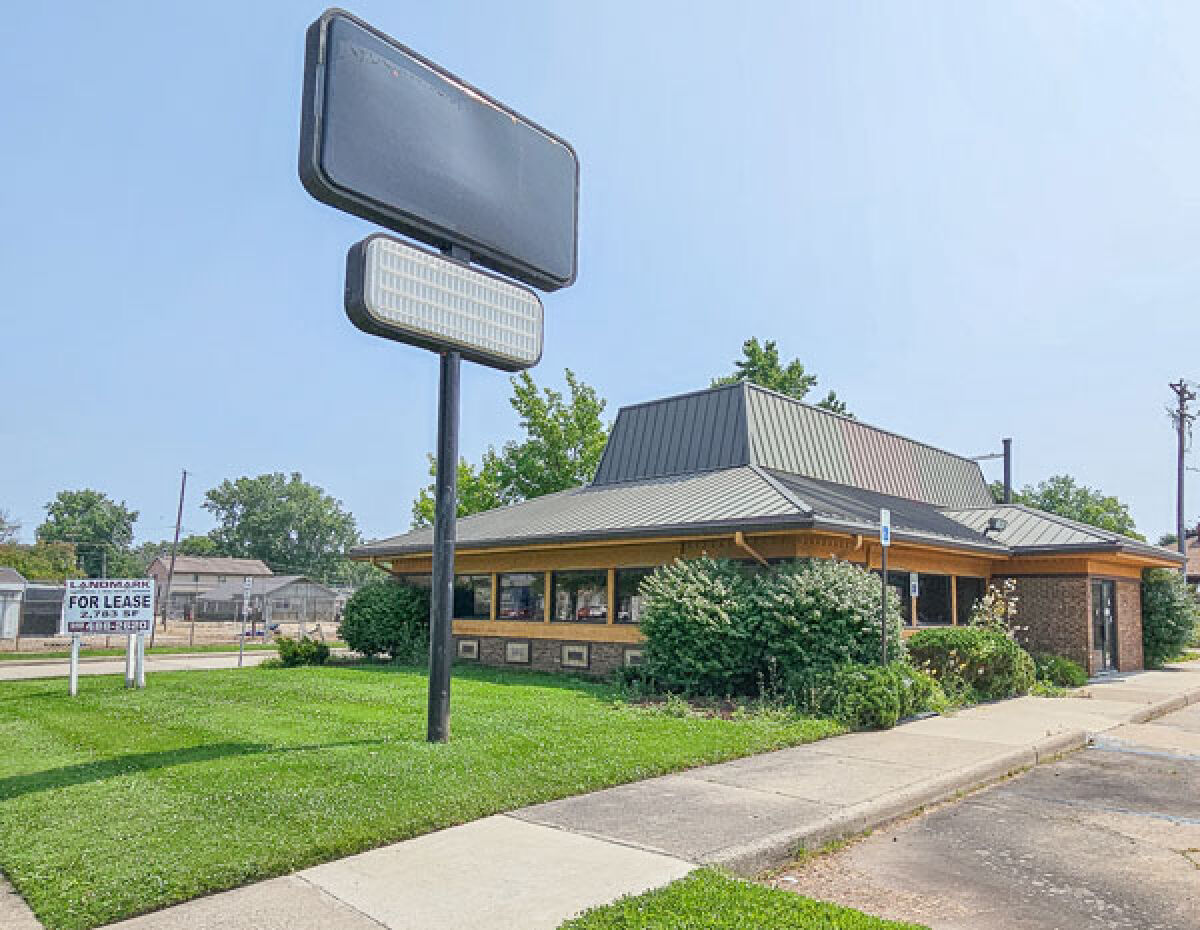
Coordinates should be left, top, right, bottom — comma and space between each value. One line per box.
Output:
0, 651, 275, 681
776, 701, 1200, 930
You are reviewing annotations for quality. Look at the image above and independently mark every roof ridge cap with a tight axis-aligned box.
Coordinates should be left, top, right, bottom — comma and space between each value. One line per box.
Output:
748, 464, 809, 515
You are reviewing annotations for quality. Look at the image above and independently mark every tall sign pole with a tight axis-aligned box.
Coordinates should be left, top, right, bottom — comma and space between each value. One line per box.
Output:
300, 9, 577, 743
428, 347, 461, 742
880, 508, 891, 665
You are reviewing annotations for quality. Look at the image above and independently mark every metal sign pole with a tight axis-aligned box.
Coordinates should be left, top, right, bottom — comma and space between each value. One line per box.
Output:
239, 601, 246, 667
125, 633, 136, 688
880, 509, 891, 666
427, 348, 460, 743
68, 634, 80, 697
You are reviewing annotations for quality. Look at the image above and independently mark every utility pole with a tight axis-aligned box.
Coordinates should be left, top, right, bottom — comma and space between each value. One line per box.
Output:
1169, 380, 1195, 576
155, 469, 188, 647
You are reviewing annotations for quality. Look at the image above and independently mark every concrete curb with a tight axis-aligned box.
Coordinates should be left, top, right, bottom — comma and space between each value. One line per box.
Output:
703, 729, 1088, 876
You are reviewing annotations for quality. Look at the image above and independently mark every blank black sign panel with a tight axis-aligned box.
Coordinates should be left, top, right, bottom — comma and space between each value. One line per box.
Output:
300, 10, 579, 292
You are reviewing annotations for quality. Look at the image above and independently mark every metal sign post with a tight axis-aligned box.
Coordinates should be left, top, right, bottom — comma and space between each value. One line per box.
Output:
880, 509, 891, 665
427, 348, 460, 743
300, 9, 577, 743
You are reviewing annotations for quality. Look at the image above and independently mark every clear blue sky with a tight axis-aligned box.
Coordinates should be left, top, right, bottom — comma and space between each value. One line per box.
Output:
3, 2, 1199, 546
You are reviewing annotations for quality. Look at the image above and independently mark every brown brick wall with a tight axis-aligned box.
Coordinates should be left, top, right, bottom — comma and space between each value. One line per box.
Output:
997, 575, 1091, 670
455, 634, 631, 678
1114, 579, 1143, 672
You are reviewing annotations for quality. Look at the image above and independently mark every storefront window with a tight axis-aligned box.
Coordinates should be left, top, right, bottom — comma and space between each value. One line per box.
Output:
454, 575, 491, 620
956, 577, 987, 625
498, 573, 545, 621
884, 571, 914, 625
915, 574, 952, 625
396, 574, 432, 590
615, 567, 654, 624
552, 570, 608, 623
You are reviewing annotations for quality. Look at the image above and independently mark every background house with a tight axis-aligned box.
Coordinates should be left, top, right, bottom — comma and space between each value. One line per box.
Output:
197, 575, 338, 627
145, 556, 272, 619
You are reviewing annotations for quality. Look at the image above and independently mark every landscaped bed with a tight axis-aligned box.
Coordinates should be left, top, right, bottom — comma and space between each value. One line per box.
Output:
557, 869, 927, 929
0, 663, 839, 930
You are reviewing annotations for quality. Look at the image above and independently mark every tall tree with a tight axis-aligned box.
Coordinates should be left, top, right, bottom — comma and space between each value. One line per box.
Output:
204, 472, 361, 581
411, 369, 609, 528
712, 337, 852, 416
412, 452, 506, 528
1002, 475, 1143, 541
37, 489, 138, 578
0, 541, 82, 582
131, 535, 221, 573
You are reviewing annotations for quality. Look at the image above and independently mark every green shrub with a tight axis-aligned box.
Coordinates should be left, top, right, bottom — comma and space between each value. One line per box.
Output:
750, 558, 905, 687
275, 636, 330, 667
799, 661, 943, 730
907, 626, 1035, 703
1142, 568, 1199, 668
1033, 652, 1087, 688
340, 580, 430, 661
638, 557, 904, 698
639, 558, 757, 695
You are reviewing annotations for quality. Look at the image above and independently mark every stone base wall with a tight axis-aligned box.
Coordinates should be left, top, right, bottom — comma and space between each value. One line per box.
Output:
454, 634, 637, 678
1114, 579, 1144, 672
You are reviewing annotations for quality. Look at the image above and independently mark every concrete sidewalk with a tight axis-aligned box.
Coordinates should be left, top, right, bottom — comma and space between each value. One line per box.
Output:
0, 651, 276, 681
9, 664, 1200, 930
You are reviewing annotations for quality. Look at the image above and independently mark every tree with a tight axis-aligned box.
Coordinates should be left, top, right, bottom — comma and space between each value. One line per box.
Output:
1158, 532, 1179, 548
1004, 475, 1143, 540
1142, 568, 1199, 667
37, 489, 139, 578
0, 541, 82, 582
0, 509, 20, 544
412, 452, 506, 528
204, 472, 361, 582
712, 337, 852, 416
411, 369, 609, 527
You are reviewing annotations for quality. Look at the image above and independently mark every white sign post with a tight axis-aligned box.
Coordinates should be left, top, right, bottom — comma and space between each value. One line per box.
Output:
60, 579, 155, 696
879, 509, 891, 665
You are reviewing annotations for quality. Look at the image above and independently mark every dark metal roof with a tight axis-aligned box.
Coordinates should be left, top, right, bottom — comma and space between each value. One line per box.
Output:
942, 505, 1183, 562
767, 471, 1004, 551
592, 384, 751, 485
592, 382, 992, 509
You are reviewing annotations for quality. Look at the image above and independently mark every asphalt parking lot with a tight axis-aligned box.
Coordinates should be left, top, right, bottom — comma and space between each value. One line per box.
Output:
776, 702, 1200, 930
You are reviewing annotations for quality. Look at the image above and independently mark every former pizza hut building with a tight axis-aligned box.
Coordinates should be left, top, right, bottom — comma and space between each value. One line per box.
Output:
353, 382, 1180, 678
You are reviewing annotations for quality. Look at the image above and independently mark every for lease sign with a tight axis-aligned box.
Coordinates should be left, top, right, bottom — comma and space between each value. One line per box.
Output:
60, 578, 156, 635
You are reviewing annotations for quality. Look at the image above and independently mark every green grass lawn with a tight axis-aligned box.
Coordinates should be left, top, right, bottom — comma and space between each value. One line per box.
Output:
0, 642, 346, 661
0, 664, 840, 930
558, 870, 927, 929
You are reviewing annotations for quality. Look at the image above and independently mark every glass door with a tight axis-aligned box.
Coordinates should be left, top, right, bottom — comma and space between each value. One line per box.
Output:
1090, 580, 1116, 673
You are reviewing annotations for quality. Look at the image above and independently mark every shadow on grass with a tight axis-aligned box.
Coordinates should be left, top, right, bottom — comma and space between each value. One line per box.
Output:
0, 738, 387, 802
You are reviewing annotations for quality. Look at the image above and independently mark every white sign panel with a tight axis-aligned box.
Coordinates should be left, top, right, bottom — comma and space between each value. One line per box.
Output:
345, 234, 544, 372
909, 572, 919, 598
880, 508, 891, 547
60, 579, 156, 635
